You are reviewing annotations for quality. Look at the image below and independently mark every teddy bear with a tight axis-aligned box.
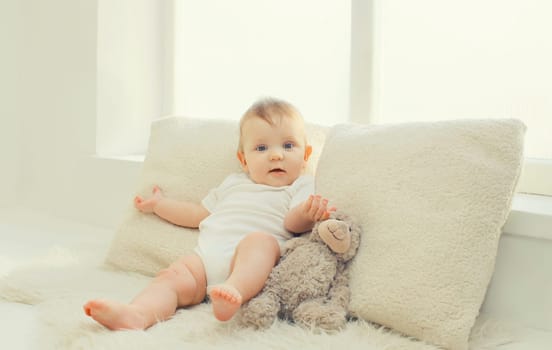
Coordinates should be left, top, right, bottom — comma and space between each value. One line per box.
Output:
236, 210, 362, 331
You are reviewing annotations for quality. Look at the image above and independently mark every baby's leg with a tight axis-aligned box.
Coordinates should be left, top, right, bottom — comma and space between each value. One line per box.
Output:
84, 254, 206, 330
208, 232, 280, 321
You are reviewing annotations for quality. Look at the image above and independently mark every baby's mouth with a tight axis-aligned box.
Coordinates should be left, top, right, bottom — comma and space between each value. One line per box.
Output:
269, 168, 286, 174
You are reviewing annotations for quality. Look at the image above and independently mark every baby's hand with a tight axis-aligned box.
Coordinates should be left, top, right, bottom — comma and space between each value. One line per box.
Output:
134, 186, 163, 213
302, 195, 336, 222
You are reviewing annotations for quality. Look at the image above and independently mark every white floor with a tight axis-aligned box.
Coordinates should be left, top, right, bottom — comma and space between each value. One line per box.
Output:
1, 207, 551, 349
0, 207, 113, 350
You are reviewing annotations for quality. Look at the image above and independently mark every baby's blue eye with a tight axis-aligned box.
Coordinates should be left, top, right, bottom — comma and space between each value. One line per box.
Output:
255, 144, 267, 152
283, 142, 294, 151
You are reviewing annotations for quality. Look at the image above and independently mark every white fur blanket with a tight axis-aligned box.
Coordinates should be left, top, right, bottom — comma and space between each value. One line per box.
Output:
0, 243, 515, 350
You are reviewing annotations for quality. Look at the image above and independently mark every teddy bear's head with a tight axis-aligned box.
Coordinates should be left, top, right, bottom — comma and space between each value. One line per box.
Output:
310, 211, 361, 262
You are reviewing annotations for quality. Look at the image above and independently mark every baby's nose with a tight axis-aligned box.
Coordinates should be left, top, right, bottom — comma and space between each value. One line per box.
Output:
269, 148, 284, 160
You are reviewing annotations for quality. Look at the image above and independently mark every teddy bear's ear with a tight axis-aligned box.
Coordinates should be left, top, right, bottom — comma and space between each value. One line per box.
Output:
329, 210, 349, 222
331, 212, 362, 262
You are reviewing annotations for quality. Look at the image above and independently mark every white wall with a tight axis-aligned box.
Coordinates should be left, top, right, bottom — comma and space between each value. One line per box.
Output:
13, 0, 141, 227
0, 0, 21, 206
370, 0, 552, 159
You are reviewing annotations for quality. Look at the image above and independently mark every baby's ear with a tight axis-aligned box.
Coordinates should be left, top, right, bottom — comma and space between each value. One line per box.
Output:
304, 145, 312, 161
237, 151, 248, 171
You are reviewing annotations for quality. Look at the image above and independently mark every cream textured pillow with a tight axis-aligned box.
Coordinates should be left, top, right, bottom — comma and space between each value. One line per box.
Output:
315, 119, 525, 350
105, 116, 327, 276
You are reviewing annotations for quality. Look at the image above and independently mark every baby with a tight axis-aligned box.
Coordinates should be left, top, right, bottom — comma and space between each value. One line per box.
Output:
83, 98, 334, 330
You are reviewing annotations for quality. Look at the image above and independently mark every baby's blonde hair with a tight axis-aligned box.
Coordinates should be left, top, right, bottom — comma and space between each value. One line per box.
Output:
238, 98, 305, 152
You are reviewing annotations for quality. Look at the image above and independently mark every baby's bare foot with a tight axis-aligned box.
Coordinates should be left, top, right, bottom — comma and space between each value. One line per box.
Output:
208, 285, 243, 321
83, 299, 148, 330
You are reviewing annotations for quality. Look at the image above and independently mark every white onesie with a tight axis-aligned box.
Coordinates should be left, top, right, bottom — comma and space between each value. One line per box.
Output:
196, 172, 314, 286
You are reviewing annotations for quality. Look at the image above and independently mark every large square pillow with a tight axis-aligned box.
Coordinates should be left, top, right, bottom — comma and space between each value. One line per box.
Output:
105, 116, 328, 276
314, 119, 525, 350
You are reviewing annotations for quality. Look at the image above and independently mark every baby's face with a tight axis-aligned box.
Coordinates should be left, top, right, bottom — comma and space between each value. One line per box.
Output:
238, 116, 311, 187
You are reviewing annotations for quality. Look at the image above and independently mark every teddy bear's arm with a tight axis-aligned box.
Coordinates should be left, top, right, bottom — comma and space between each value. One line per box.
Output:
325, 265, 351, 309
281, 236, 309, 255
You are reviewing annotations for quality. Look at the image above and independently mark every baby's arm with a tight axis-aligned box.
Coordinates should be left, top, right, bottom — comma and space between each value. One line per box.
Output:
284, 195, 336, 234
134, 186, 210, 228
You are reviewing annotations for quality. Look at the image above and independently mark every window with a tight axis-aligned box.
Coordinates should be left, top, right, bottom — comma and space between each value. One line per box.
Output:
359, 0, 552, 195
97, 0, 351, 155
96, 0, 172, 157
172, 0, 351, 125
